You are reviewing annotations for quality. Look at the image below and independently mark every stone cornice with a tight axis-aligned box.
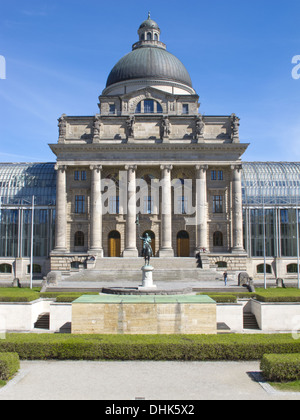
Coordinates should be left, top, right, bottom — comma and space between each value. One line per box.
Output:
49, 142, 249, 154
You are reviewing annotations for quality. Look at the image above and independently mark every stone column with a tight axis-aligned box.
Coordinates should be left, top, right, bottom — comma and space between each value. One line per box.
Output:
231, 164, 245, 253
53, 164, 67, 252
123, 165, 138, 257
89, 165, 103, 257
195, 165, 208, 252
159, 165, 174, 257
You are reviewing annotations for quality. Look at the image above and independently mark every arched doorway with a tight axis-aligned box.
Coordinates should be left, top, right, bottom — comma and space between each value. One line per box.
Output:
142, 230, 155, 256
108, 231, 121, 257
177, 231, 190, 257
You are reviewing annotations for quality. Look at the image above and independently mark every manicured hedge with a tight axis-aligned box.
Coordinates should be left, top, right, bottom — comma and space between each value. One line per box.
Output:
2, 333, 300, 361
255, 295, 300, 303
198, 294, 237, 303
0, 295, 39, 303
0, 352, 20, 380
261, 353, 300, 382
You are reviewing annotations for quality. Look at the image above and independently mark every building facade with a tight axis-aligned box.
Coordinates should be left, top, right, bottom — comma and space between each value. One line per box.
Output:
0, 16, 299, 282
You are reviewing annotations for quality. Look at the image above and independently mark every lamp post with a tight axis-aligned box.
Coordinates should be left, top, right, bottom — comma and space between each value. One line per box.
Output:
22, 196, 35, 289
30, 196, 35, 290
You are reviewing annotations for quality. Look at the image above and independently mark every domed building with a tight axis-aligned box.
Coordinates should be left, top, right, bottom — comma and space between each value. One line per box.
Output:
1, 15, 299, 286
46, 14, 249, 275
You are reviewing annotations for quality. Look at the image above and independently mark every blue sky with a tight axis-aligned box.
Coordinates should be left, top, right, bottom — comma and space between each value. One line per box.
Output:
0, 0, 300, 163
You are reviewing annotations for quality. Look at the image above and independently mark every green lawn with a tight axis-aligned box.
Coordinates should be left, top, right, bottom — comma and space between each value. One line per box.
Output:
270, 381, 300, 392
255, 287, 300, 297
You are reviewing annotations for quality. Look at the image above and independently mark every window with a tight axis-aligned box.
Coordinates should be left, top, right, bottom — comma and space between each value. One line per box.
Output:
213, 196, 223, 213
75, 196, 85, 214
135, 100, 163, 114
213, 232, 223, 247
257, 264, 272, 274
27, 264, 42, 274
216, 261, 227, 268
75, 171, 86, 181
109, 104, 116, 115
0, 264, 12, 273
182, 104, 189, 114
144, 99, 154, 113
75, 231, 84, 247
147, 32, 151, 40
143, 196, 153, 214
154, 33, 158, 41
109, 196, 119, 214
211, 170, 223, 180
177, 196, 188, 214
287, 264, 299, 273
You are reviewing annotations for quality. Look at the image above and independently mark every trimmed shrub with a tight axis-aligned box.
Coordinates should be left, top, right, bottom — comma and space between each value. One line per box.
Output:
203, 294, 237, 303
0, 352, 20, 380
0, 360, 10, 381
261, 354, 300, 382
2, 334, 300, 361
255, 295, 300, 303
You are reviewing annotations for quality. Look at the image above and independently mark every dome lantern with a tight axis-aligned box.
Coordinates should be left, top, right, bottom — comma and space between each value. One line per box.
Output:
137, 12, 161, 43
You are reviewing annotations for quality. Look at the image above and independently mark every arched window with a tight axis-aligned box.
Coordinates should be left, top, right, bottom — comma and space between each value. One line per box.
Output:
213, 231, 223, 247
154, 33, 158, 41
216, 261, 227, 268
287, 263, 299, 273
257, 264, 272, 274
135, 99, 163, 114
75, 231, 84, 247
147, 32, 151, 40
0, 264, 12, 274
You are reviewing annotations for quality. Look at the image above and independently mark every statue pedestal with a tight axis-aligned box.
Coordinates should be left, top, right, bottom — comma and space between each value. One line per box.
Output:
139, 265, 156, 290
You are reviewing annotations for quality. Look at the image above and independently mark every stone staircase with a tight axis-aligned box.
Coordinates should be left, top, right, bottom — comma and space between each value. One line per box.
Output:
34, 313, 50, 330
63, 257, 225, 283
243, 313, 260, 330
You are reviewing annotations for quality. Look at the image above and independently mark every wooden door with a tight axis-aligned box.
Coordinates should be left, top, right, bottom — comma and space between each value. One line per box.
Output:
177, 231, 190, 257
108, 231, 121, 257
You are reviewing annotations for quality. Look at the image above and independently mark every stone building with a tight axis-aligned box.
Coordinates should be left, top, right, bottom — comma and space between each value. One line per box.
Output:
2, 16, 299, 282
48, 15, 248, 273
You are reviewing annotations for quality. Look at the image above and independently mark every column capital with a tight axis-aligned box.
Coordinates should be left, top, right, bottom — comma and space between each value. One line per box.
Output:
230, 164, 243, 172
54, 164, 67, 172
195, 164, 208, 172
90, 165, 103, 172
125, 164, 137, 172
160, 164, 173, 172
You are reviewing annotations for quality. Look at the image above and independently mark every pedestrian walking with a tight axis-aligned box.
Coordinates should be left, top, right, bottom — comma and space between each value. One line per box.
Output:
223, 271, 228, 286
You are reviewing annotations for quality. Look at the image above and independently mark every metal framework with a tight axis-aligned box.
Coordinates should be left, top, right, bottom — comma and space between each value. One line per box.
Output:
242, 162, 300, 207
0, 163, 56, 206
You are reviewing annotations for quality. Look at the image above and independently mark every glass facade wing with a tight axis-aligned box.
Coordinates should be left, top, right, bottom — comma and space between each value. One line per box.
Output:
0, 163, 56, 206
242, 162, 300, 206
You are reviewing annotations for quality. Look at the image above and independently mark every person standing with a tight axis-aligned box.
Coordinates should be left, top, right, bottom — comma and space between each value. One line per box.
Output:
223, 271, 228, 286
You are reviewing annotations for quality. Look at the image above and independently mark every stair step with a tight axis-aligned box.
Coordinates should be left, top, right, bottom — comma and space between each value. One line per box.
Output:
34, 313, 50, 330
243, 313, 259, 330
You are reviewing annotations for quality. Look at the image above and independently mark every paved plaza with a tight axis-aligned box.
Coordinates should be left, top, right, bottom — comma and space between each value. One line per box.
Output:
0, 360, 300, 401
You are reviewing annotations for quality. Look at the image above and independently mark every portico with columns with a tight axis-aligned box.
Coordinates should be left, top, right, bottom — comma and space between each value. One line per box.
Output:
49, 15, 249, 273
